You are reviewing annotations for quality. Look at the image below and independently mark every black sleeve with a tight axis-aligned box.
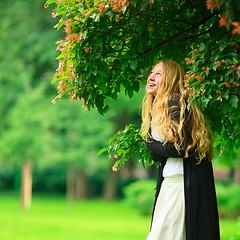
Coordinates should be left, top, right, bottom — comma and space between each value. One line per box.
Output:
147, 142, 167, 162
147, 139, 185, 160
147, 93, 192, 161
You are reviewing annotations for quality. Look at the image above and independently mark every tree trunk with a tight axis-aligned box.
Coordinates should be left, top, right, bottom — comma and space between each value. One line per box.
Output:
102, 111, 130, 200
75, 169, 88, 200
234, 165, 240, 184
21, 161, 32, 210
66, 165, 75, 213
102, 168, 118, 200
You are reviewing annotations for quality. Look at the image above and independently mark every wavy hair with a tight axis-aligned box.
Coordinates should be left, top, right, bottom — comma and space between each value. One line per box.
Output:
140, 59, 213, 162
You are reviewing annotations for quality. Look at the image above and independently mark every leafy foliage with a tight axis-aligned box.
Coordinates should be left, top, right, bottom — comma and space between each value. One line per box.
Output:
98, 124, 152, 169
123, 179, 156, 215
185, 39, 240, 156
45, 0, 219, 113
216, 182, 240, 218
0, 0, 60, 164
46, 0, 240, 168
0, 0, 113, 176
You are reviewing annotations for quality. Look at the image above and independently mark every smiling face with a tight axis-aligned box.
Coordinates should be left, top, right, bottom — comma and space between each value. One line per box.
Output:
146, 62, 164, 96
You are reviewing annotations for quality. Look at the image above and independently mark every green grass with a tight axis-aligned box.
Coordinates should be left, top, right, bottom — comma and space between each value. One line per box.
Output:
220, 219, 240, 240
0, 193, 239, 240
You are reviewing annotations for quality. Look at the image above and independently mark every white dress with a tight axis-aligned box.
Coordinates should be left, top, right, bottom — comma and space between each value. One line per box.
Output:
146, 126, 186, 240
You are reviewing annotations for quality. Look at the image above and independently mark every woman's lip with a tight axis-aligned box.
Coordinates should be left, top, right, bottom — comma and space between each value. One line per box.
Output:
149, 83, 156, 87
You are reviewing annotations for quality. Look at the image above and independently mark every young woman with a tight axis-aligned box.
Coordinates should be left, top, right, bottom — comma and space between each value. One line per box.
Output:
140, 59, 220, 240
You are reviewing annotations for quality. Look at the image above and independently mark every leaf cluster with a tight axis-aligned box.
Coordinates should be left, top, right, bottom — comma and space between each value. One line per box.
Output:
98, 124, 153, 170
185, 38, 240, 158
46, 0, 240, 167
46, 0, 217, 114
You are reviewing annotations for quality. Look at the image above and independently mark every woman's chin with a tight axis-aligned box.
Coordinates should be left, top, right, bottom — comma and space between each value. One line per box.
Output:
147, 89, 157, 96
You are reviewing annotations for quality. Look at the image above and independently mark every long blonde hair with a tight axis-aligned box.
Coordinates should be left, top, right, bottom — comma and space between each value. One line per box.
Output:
140, 59, 213, 162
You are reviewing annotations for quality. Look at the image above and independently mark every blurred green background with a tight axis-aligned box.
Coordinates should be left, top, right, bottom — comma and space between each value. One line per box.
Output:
0, 0, 239, 239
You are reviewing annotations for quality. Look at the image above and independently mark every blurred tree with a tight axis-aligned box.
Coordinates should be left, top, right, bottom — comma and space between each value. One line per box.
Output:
101, 88, 144, 199
0, 84, 114, 206
0, 0, 60, 209
48, 99, 113, 203
46, 0, 240, 170
0, 87, 56, 208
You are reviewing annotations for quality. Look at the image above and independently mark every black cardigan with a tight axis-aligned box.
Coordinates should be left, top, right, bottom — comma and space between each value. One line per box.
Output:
147, 94, 220, 240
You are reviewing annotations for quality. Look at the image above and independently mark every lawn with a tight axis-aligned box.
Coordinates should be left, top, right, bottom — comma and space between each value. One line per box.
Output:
0, 193, 239, 240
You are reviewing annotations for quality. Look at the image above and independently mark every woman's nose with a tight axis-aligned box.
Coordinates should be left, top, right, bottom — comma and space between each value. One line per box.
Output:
149, 74, 155, 81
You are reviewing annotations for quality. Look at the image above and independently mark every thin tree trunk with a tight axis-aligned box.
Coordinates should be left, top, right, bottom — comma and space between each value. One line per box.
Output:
75, 169, 88, 200
234, 165, 240, 184
102, 111, 130, 200
21, 161, 32, 210
66, 164, 75, 213
102, 168, 118, 200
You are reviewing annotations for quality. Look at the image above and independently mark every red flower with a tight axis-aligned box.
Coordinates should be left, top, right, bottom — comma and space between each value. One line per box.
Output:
185, 58, 190, 65
206, 0, 219, 10
232, 22, 240, 35
61, 86, 66, 92
98, 4, 106, 13
82, 105, 87, 110
224, 82, 231, 89
232, 22, 239, 27
56, 45, 62, 51
52, 12, 57, 18
195, 75, 204, 81
219, 17, 227, 26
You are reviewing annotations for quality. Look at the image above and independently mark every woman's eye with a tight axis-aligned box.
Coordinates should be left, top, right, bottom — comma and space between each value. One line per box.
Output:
157, 72, 161, 76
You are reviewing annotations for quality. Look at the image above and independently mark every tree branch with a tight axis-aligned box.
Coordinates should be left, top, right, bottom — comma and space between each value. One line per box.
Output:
185, 29, 211, 40
141, 11, 218, 55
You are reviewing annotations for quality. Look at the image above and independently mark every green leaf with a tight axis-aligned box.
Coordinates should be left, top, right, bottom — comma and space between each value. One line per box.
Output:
202, 98, 210, 109
219, 41, 228, 52
126, 87, 133, 98
95, 38, 103, 48
91, 66, 97, 76
199, 42, 205, 51
225, 68, 234, 77
132, 80, 140, 92
130, 60, 137, 71
230, 95, 238, 108
206, 68, 210, 76
45, 0, 57, 5
121, 62, 128, 72
97, 147, 108, 155
236, 71, 240, 78
140, 1, 149, 11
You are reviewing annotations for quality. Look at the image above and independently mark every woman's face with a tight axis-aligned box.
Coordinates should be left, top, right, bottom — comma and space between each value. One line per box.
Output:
146, 62, 164, 96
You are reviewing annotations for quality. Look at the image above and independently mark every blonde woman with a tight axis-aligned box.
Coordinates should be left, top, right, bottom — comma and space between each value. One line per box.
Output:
141, 59, 220, 240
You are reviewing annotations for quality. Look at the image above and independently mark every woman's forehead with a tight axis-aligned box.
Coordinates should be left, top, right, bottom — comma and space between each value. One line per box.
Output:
152, 62, 164, 72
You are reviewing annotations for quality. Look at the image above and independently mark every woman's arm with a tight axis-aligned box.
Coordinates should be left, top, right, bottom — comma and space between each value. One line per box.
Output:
147, 139, 185, 160
147, 93, 192, 161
